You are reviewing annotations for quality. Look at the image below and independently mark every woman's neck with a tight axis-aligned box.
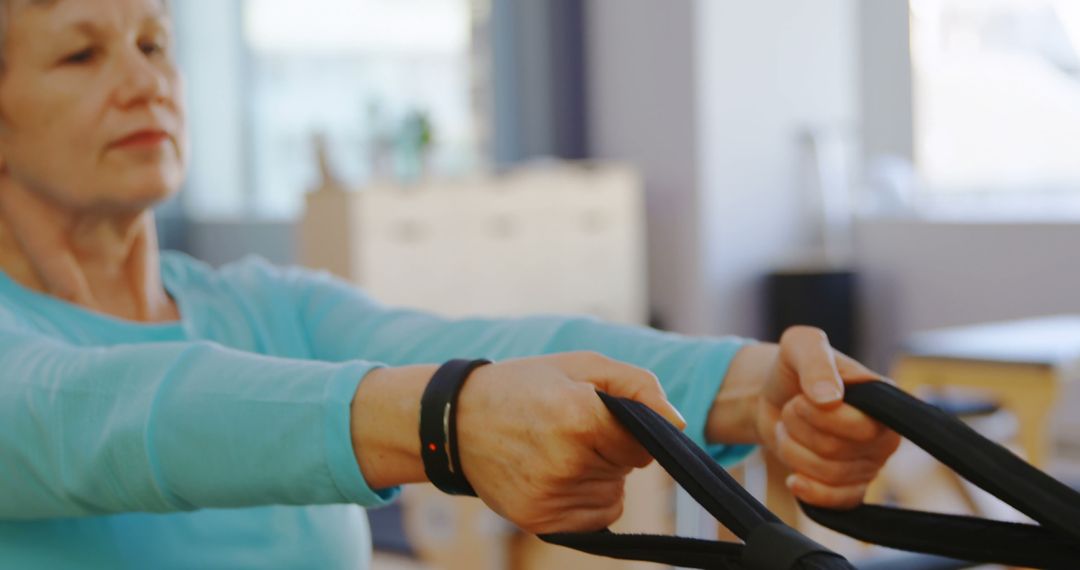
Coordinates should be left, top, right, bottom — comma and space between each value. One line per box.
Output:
0, 183, 178, 323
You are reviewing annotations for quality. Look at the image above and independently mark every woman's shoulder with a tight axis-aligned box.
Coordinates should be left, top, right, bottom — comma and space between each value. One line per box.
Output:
160, 250, 338, 300
0, 302, 14, 329
161, 251, 285, 288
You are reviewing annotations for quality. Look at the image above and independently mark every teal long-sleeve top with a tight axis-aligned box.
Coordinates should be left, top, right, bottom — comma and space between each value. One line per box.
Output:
0, 251, 753, 569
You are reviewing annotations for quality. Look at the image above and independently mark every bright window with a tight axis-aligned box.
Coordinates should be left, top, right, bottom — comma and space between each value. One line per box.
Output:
179, 0, 488, 220
910, 0, 1080, 203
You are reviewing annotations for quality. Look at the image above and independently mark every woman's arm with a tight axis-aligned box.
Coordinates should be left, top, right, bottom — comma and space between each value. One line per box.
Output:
0, 312, 691, 535
282, 265, 755, 463
0, 323, 394, 520
282, 266, 901, 509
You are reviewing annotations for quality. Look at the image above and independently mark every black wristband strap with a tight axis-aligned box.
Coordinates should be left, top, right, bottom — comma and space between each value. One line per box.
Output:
419, 358, 491, 496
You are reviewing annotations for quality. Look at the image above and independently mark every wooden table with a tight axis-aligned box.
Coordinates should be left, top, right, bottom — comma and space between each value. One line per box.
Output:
891, 315, 1080, 468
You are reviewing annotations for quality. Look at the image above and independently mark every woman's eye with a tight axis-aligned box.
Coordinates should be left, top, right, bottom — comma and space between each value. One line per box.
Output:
62, 48, 96, 65
140, 41, 166, 57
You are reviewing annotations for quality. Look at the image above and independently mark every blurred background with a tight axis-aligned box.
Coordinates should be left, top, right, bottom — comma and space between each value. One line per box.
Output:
163, 1, 1080, 568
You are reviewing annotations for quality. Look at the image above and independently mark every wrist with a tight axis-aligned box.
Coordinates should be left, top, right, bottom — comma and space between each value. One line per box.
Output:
706, 387, 761, 444
350, 365, 437, 489
705, 343, 777, 444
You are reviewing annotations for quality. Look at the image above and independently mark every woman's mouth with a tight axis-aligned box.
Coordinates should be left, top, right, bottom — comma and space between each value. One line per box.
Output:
110, 129, 171, 150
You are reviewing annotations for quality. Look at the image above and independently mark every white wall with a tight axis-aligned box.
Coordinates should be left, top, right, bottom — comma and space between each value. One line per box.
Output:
172, 0, 249, 218
855, 220, 1080, 369
187, 221, 297, 267
858, 0, 914, 163
587, 0, 859, 337
586, 0, 707, 333
696, 0, 858, 337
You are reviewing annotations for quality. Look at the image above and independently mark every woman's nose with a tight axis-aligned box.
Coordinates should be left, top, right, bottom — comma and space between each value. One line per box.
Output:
113, 48, 171, 108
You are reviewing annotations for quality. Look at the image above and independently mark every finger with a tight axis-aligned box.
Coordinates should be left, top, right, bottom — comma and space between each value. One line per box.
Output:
787, 474, 868, 510
590, 405, 655, 469
780, 400, 884, 461
559, 351, 687, 430
792, 395, 892, 446
777, 326, 844, 407
548, 478, 627, 510
532, 500, 625, 534
548, 385, 651, 474
775, 423, 881, 486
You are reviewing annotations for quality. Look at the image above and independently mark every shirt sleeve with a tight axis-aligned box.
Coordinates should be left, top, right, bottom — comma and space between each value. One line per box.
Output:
0, 318, 396, 521
282, 266, 757, 465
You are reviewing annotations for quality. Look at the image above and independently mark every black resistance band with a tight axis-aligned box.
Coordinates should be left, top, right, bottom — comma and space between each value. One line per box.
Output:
799, 381, 1080, 568
539, 392, 854, 570
540, 382, 1080, 569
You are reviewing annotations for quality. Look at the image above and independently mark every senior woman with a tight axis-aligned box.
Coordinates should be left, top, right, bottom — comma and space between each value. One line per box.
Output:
0, 0, 900, 568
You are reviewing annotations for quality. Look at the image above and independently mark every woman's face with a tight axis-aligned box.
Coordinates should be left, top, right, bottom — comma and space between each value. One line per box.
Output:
0, 0, 186, 214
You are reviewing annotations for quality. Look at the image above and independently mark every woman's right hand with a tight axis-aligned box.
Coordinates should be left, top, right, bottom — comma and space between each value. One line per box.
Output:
350, 352, 685, 535
456, 352, 685, 534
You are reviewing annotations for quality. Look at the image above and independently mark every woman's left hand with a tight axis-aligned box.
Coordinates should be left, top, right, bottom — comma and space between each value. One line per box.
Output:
708, 326, 902, 509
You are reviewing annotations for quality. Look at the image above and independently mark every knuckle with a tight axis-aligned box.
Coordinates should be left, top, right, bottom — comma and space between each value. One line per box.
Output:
507, 498, 544, 529
546, 384, 592, 425
639, 368, 664, 393
631, 450, 653, 469
849, 421, 882, 443
801, 479, 862, 509
775, 440, 798, 468
608, 481, 626, 505
799, 483, 826, 505
602, 501, 625, 527
790, 451, 843, 484
839, 485, 868, 507
518, 476, 551, 505
781, 400, 801, 424
592, 482, 625, 511
859, 462, 885, 483
561, 386, 600, 429
880, 431, 903, 456
793, 396, 817, 421
552, 456, 585, 482
575, 350, 610, 365
815, 436, 847, 459
818, 460, 851, 484
522, 513, 562, 535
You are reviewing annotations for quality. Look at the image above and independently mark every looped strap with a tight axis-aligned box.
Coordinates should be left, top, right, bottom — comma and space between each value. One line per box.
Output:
539, 392, 853, 569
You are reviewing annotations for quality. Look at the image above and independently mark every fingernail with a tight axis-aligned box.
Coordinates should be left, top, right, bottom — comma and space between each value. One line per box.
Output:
785, 474, 799, 490
809, 382, 843, 404
671, 405, 687, 426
